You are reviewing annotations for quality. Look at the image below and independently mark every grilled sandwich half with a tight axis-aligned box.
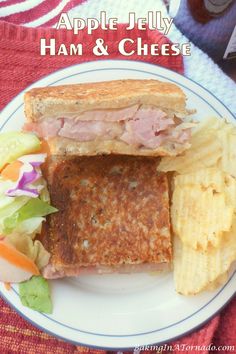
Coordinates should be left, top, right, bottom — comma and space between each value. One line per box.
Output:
24, 79, 192, 157
40, 155, 172, 278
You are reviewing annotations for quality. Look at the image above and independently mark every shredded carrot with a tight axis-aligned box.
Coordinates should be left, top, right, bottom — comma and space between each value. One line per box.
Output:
0, 242, 39, 275
1, 160, 23, 181
4, 282, 11, 291
0, 164, 8, 173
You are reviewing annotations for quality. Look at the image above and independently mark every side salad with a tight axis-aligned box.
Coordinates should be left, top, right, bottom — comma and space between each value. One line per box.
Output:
0, 132, 57, 313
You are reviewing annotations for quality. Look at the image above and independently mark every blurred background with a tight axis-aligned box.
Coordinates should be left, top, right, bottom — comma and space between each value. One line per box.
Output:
166, 0, 236, 81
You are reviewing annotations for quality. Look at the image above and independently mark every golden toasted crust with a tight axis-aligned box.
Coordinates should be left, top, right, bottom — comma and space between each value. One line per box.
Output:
48, 136, 190, 157
40, 156, 172, 277
24, 79, 186, 122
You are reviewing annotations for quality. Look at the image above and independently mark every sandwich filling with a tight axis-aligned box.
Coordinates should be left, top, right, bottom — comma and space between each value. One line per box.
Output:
23, 105, 191, 150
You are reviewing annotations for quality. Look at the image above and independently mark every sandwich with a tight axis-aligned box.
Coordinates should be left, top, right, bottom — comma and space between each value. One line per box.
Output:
40, 155, 172, 279
23, 79, 192, 157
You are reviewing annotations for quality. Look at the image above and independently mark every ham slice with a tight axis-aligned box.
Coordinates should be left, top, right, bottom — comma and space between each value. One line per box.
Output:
23, 105, 191, 149
23, 118, 63, 138
58, 119, 123, 141
43, 262, 169, 279
120, 108, 175, 149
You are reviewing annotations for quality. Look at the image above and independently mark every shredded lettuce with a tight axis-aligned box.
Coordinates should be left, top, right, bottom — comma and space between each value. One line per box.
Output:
18, 198, 57, 219
0, 145, 56, 314
0, 197, 29, 229
19, 276, 52, 314
0, 178, 30, 232
0, 193, 16, 209
0, 178, 14, 194
13, 217, 45, 237
3, 198, 57, 234
0, 179, 15, 209
6, 234, 50, 269
39, 179, 50, 203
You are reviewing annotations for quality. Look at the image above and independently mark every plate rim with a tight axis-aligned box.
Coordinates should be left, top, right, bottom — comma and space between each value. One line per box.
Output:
9, 270, 236, 337
0, 59, 235, 349
1, 60, 235, 125
0, 284, 235, 350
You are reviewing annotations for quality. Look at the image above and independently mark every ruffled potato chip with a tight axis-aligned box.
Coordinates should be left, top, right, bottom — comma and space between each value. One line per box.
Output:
171, 184, 233, 250
158, 116, 236, 175
157, 135, 221, 174
224, 174, 236, 211
205, 272, 229, 291
159, 116, 236, 294
174, 167, 225, 191
173, 219, 236, 295
218, 128, 236, 177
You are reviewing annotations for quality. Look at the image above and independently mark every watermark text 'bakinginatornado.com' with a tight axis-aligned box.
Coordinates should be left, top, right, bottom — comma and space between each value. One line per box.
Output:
133, 343, 235, 352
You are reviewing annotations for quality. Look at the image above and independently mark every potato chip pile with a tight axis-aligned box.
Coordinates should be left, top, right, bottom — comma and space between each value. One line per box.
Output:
158, 116, 236, 295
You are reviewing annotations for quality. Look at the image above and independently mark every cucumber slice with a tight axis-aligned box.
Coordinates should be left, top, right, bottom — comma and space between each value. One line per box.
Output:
0, 132, 40, 169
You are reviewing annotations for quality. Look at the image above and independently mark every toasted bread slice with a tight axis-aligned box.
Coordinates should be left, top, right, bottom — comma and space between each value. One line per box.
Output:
47, 136, 189, 157
40, 155, 172, 278
24, 79, 187, 121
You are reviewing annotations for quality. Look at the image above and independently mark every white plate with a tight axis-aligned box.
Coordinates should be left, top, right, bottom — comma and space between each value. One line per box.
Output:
0, 60, 235, 350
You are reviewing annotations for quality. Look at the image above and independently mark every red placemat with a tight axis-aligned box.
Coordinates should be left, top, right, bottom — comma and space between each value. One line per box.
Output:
0, 20, 235, 354
0, 20, 183, 110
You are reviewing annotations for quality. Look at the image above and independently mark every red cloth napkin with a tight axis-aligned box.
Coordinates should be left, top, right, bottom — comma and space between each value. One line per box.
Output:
0, 20, 235, 354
